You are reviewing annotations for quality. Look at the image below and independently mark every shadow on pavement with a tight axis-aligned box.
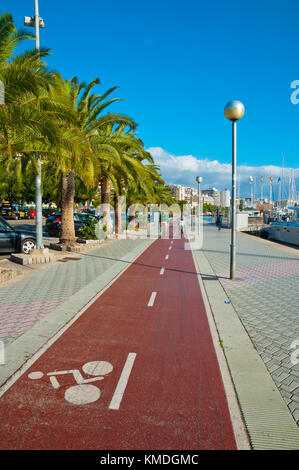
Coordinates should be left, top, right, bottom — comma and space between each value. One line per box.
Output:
79, 251, 229, 279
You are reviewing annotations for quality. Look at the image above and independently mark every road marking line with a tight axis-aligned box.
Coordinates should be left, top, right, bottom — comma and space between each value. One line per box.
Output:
147, 292, 157, 307
165, 254, 169, 260
169, 246, 172, 250
109, 353, 137, 410
160, 267, 165, 275
171, 241, 173, 244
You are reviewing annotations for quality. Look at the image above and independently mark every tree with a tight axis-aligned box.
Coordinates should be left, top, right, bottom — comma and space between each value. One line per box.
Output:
94, 119, 157, 235
42, 73, 135, 245
0, 12, 56, 164
178, 200, 188, 217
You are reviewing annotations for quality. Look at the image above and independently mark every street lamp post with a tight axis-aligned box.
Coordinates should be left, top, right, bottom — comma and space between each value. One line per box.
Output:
195, 176, 202, 234
24, 1, 45, 249
224, 100, 245, 280
249, 176, 253, 206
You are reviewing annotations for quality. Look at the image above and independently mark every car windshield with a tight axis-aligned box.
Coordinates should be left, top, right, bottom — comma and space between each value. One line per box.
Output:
0, 218, 14, 231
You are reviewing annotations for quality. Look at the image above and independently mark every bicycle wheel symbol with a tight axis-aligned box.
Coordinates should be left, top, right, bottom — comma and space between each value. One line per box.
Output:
64, 384, 101, 405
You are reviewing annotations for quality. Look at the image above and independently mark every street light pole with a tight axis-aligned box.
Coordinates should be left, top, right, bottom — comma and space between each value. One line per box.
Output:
231, 120, 237, 280
196, 176, 202, 235
25, 1, 44, 249
35, 0, 40, 49
34, 0, 43, 249
224, 100, 245, 280
249, 176, 253, 206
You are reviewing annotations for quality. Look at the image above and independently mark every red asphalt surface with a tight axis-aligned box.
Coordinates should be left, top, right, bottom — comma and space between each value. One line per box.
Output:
0, 232, 237, 450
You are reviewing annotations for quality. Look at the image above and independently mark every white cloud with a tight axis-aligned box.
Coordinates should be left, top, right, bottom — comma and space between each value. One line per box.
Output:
147, 147, 299, 198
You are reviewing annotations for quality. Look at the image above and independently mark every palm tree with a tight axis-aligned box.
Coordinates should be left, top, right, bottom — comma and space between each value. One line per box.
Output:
0, 12, 56, 168
94, 119, 155, 235
45, 74, 133, 245
0, 11, 53, 104
178, 200, 188, 217
0, 12, 171, 246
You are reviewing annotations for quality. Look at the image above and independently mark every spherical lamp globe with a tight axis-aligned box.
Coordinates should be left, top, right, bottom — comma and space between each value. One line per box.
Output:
224, 100, 245, 121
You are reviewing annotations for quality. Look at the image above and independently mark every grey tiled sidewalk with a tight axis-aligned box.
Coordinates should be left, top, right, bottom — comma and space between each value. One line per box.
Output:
0, 238, 152, 346
201, 224, 299, 426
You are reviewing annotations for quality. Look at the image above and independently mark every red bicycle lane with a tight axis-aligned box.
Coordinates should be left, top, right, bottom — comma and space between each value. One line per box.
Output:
0, 236, 237, 450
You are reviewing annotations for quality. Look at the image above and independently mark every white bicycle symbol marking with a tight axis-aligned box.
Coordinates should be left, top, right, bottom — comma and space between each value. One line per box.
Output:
28, 361, 113, 405
28, 353, 136, 408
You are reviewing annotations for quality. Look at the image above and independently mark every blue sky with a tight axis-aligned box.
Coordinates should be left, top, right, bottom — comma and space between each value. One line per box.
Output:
4, 0, 299, 196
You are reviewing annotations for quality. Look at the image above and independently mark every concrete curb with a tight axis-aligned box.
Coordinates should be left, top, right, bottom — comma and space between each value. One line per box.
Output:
10, 253, 56, 265
49, 240, 106, 253
192, 248, 299, 450
0, 238, 154, 390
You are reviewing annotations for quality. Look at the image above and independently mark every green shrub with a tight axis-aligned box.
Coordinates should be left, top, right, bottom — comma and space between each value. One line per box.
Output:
78, 219, 97, 240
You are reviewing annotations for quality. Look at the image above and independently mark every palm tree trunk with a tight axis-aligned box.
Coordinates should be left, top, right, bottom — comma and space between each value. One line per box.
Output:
60, 170, 76, 245
101, 178, 112, 234
128, 203, 136, 228
114, 193, 122, 238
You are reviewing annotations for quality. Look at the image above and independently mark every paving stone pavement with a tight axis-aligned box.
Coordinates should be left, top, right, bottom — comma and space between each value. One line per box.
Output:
201, 223, 299, 426
0, 238, 149, 347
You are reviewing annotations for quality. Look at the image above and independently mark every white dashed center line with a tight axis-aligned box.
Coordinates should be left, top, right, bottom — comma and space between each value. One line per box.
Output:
147, 292, 157, 307
160, 267, 165, 275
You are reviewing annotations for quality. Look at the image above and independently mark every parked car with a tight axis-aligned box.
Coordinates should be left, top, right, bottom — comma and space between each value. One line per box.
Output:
45, 212, 102, 237
18, 207, 32, 219
0, 217, 36, 254
28, 208, 36, 219
42, 208, 55, 218
0, 203, 31, 220
81, 208, 96, 216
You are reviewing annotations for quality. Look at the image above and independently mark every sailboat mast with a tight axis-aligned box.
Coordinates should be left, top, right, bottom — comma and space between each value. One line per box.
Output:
281, 154, 284, 207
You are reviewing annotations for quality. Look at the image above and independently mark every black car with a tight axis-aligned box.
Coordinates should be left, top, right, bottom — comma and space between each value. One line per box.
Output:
42, 208, 56, 218
0, 217, 36, 254
45, 212, 101, 237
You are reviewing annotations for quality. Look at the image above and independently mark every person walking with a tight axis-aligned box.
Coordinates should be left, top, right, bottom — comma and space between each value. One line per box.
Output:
179, 217, 185, 237
216, 213, 222, 231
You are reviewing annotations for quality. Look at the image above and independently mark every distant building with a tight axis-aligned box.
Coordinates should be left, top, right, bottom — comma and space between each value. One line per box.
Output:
168, 184, 186, 201
169, 184, 223, 206
201, 188, 220, 206
201, 195, 217, 206
220, 190, 230, 208
168, 184, 197, 205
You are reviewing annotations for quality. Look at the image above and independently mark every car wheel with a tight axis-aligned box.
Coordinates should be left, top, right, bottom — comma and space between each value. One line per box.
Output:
21, 239, 36, 254
260, 229, 269, 239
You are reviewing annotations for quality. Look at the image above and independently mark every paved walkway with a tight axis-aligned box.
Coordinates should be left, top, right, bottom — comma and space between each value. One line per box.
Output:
199, 223, 299, 427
